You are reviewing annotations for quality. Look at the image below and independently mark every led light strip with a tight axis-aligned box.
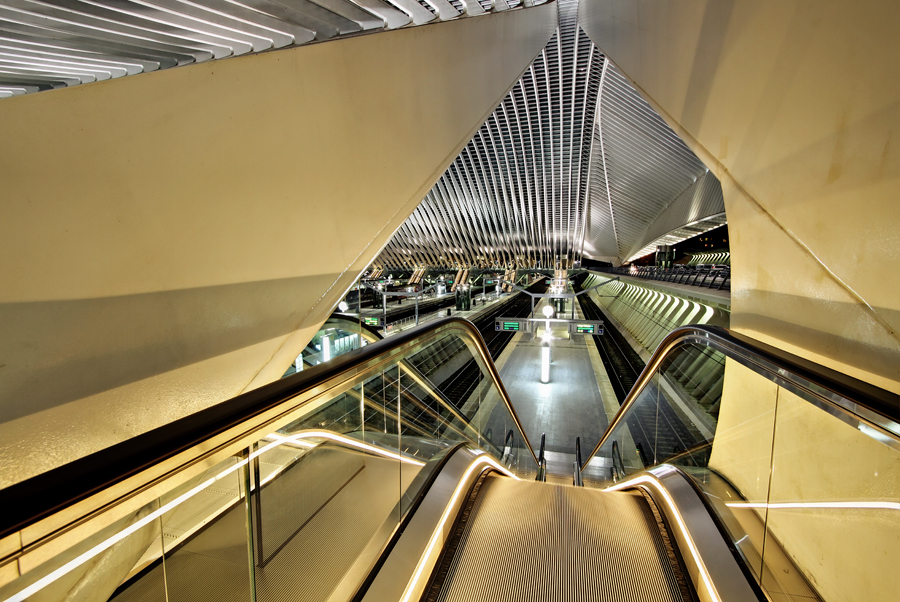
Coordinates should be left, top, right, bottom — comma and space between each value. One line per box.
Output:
5, 430, 422, 601
604, 468, 721, 602
399, 455, 518, 602
726, 501, 900, 511
267, 431, 426, 467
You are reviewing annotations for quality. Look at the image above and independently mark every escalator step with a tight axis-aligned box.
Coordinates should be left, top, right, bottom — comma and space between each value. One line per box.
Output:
425, 476, 690, 602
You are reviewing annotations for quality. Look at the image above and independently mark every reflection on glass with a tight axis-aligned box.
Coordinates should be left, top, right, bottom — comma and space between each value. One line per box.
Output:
3, 323, 536, 602
283, 323, 370, 378
159, 454, 250, 602
592, 373, 659, 483
760, 387, 898, 602
0, 496, 169, 602
691, 358, 777, 583
582, 334, 900, 602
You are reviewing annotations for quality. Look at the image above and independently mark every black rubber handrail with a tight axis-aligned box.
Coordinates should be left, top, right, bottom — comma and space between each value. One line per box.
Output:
583, 324, 899, 470
611, 440, 625, 482
536, 433, 546, 482
0, 317, 537, 541
573, 436, 584, 487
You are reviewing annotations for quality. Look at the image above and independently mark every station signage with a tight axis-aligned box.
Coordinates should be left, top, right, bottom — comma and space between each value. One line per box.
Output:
494, 318, 603, 335
363, 317, 381, 327
568, 321, 604, 336
495, 319, 529, 332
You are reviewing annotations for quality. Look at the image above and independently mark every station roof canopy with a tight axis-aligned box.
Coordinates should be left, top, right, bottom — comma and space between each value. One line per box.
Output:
0, 0, 725, 267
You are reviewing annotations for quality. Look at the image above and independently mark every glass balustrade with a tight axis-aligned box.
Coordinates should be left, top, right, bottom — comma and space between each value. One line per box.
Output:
0, 319, 536, 602
582, 328, 899, 602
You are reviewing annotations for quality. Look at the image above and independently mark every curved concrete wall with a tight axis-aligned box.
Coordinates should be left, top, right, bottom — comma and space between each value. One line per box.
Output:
0, 5, 558, 486
583, 273, 729, 354
579, 0, 900, 394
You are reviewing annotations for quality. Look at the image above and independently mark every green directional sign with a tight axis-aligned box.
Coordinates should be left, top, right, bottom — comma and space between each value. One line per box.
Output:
363, 317, 380, 327
502, 321, 521, 332
568, 320, 603, 335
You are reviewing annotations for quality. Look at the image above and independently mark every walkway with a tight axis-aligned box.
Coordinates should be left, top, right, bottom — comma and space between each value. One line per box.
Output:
497, 296, 615, 481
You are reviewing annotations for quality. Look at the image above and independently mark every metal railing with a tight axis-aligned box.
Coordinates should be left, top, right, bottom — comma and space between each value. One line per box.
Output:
0, 318, 538, 545
582, 324, 899, 470
603, 265, 731, 291
382, 293, 505, 335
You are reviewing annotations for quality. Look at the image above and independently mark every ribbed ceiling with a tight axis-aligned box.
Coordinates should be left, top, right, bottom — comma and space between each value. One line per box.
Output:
376, 0, 599, 269
2, 0, 727, 266
376, 4, 727, 269
582, 61, 724, 264
0, 0, 539, 98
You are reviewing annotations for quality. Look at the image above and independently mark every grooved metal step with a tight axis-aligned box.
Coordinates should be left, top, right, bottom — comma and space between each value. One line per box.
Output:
427, 476, 689, 602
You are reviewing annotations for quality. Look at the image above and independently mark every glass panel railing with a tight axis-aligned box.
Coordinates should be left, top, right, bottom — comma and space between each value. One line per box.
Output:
282, 316, 381, 378
585, 342, 725, 486
0, 318, 536, 602
581, 325, 899, 602
760, 386, 899, 602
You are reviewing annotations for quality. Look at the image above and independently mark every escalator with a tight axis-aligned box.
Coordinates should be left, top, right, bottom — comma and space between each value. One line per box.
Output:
416, 475, 694, 602
0, 319, 896, 602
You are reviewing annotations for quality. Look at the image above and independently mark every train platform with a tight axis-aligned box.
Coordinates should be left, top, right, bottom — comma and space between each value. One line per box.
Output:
494, 297, 620, 481
380, 291, 514, 337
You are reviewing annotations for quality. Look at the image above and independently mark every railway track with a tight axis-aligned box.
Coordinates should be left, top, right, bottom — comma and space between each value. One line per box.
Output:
574, 281, 700, 467
432, 280, 548, 407
575, 288, 645, 403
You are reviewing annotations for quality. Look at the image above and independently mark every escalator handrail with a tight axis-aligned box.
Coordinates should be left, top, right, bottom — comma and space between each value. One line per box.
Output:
0, 317, 537, 540
583, 324, 899, 471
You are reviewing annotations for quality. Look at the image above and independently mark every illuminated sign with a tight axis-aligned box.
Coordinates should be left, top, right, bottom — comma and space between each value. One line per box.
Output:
363, 317, 381, 326
495, 319, 527, 332
568, 320, 604, 336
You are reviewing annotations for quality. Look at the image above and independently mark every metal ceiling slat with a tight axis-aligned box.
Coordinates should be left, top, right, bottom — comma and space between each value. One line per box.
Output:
4, 0, 530, 95
381, 0, 435, 25
374, 0, 724, 272
0, 7, 214, 63
232, 0, 339, 39
50, 0, 267, 52
346, 0, 410, 29
0, 24, 184, 67
2, 1, 234, 57
130, 0, 289, 48
0, 42, 142, 72
186, 0, 315, 43
510, 79, 538, 265
305, 0, 384, 29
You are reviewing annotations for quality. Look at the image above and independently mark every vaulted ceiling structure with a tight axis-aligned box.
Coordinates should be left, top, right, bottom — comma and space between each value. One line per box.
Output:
0, 0, 538, 97
0, 0, 727, 268
374, 0, 727, 269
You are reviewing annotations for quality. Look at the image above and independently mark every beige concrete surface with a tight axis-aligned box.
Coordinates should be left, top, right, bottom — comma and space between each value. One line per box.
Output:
0, 5, 558, 486
765, 388, 899, 601
579, 0, 900, 394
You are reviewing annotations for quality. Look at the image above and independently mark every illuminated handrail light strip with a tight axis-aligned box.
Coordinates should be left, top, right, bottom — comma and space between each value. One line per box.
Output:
726, 501, 900, 511
604, 469, 721, 602
399, 455, 518, 602
4, 430, 421, 601
267, 431, 426, 466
